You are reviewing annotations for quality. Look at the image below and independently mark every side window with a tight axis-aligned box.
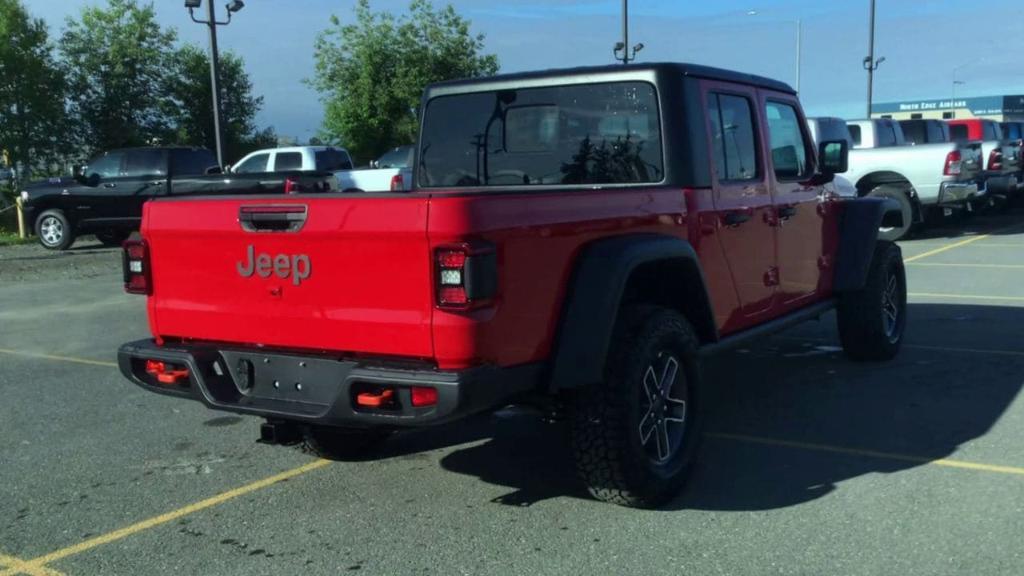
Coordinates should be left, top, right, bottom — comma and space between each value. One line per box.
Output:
275, 152, 304, 171
122, 149, 166, 177
707, 92, 758, 181
234, 153, 269, 173
876, 123, 897, 147
765, 101, 810, 179
848, 124, 862, 147
85, 152, 124, 179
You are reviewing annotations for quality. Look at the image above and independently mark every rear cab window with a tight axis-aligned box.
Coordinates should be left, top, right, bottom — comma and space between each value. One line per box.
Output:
315, 150, 353, 171
274, 152, 304, 171
418, 81, 663, 188
983, 122, 1001, 141
949, 125, 970, 142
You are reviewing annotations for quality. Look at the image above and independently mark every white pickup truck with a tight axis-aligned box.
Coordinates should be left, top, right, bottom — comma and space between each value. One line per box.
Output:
334, 145, 414, 193
230, 145, 414, 193
820, 118, 983, 240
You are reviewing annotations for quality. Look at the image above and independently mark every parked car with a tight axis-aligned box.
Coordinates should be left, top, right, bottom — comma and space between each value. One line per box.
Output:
230, 146, 354, 174
806, 117, 857, 198
20, 146, 336, 250
843, 118, 983, 239
1000, 121, 1024, 201
948, 118, 1020, 199
117, 62, 905, 509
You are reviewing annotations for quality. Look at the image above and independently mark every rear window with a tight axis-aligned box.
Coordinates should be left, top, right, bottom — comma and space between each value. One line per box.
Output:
983, 121, 1001, 141
275, 152, 303, 171
171, 149, 216, 176
419, 81, 663, 188
848, 124, 862, 147
315, 150, 353, 171
927, 122, 947, 143
950, 125, 970, 142
900, 121, 925, 145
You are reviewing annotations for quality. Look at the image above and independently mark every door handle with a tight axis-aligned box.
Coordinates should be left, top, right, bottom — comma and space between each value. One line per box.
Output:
778, 205, 797, 219
150, 180, 165, 186
723, 210, 752, 227
103, 182, 117, 189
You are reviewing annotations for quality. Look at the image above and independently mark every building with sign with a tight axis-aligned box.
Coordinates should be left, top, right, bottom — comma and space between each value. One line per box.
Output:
870, 95, 1024, 122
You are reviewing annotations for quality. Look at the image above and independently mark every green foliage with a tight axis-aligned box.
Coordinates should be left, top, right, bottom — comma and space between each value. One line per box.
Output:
60, 0, 178, 152
0, 0, 68, 180
310, 0, 498, 162
165, 44, 270, 164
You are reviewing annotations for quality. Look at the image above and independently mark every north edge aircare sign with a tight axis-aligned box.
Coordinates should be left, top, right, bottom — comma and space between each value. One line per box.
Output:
872, 95, 1024, 116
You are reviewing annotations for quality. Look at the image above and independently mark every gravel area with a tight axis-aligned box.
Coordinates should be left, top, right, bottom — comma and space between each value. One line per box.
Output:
0, 236, 122, 283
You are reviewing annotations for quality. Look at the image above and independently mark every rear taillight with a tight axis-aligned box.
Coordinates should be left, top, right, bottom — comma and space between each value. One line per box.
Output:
390, 173, 405, 191
284, 177, 299, 194
988, 149, 1003, 171
944, 150, 962, 176
123, 239, 151, 295
435, 243, 497, 310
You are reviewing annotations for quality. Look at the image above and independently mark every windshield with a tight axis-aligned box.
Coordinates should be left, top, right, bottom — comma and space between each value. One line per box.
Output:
376, 146, 413, 169
419, 81, 663, 188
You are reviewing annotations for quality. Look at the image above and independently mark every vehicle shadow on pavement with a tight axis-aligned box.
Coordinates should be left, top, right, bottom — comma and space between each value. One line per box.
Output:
911, 202, 1024, 240
432, 303, 1023, 510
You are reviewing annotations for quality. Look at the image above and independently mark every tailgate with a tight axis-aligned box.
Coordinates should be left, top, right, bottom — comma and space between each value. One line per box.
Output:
144, 195, 434, 359
956, 142, 983, 182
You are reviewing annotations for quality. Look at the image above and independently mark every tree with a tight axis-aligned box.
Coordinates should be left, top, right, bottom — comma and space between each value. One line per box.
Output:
310, 0, 498, 162
166, 44, 270, 164
60, 0, 177, 153
0, 0, 67, 180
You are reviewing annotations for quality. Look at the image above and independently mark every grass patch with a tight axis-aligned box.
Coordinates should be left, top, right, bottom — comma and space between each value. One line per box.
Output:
0, 204, 30, 246
0, 232, 31, 246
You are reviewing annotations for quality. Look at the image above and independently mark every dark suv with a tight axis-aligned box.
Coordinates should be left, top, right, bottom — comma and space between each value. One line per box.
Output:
21, 147, 217, 250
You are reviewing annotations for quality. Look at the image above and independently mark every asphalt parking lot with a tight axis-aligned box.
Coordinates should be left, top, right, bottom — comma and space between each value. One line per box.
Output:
2, 208, 1024, 576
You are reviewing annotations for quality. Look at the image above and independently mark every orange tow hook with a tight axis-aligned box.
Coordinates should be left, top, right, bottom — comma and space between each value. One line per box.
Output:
356, 388, 395, 408
145, 360, 190, 385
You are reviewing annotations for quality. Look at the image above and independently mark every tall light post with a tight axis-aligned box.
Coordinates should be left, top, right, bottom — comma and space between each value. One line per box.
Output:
613, 0, 644, 64
185, 0, 245, 168
863, 0, 885, 118
746, 11, 801, 93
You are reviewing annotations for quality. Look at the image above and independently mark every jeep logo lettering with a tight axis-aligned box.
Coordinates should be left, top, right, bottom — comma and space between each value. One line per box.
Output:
237, 245, 311, 286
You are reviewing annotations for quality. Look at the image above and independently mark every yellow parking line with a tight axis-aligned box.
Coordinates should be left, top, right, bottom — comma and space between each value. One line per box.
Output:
906, 262, 1024, 269
0, 348, 116, 368
708, 432, 1024, 477
909, 292, 1024, 302
903, 223, 1024, 263
0, 459, 330, 575
0, 553, 65, 576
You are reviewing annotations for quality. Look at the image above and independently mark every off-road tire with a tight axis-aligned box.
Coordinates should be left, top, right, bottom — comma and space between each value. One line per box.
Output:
96, 230, 131, 247
35, 209, 75, 250
837, 240, 907, 361
868, 185, 914, 241
300, 425, 390, 461
570, 306, 703, 508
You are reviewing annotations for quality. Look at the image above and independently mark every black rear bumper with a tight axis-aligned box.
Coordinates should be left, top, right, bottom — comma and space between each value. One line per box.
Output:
118, 339, 540, 428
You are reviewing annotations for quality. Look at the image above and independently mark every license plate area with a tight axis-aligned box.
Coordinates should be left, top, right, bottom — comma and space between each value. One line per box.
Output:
218, 350, 354, 407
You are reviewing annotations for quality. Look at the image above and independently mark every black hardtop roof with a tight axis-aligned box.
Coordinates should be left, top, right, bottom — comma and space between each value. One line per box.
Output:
427, 62, 794, 95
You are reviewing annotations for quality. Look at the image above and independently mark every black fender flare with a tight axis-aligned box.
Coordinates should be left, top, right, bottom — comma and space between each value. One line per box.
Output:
547, 234, 717, 391
833, 196, 904, 292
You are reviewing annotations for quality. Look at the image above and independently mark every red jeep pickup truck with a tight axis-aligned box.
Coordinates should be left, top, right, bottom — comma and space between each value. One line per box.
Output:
118, 63, 906, 508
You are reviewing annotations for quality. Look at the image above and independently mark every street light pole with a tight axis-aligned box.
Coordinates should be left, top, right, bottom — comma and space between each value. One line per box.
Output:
205, 0, 225, 168
863, 0, 885, 118
187, 0, 244, 168
613, 0, 644, 64
795, 18, 802, 93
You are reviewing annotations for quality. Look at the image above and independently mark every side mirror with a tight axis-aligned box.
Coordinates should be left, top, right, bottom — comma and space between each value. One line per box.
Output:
818, 140, 849, 175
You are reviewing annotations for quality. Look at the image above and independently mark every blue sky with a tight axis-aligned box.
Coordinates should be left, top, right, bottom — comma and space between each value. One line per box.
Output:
26, 0, 1024, 142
